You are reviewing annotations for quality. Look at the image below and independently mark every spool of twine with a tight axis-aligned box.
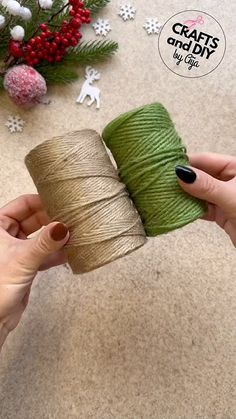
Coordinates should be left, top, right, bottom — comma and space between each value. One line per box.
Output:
25, 130, 146, 274
102, 103, 206, 236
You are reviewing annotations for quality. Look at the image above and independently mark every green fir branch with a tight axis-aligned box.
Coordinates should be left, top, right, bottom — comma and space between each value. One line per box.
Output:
36, 63, 79, 84
65, 39, 118, 65
83, 0, 110, 16
0, 74, 4, 90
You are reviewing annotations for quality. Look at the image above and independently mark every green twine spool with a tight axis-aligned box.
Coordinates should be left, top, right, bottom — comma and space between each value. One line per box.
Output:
102, 103, 206, 236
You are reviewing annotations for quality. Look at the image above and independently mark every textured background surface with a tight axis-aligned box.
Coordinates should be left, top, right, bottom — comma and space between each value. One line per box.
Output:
0, 0, 236, 418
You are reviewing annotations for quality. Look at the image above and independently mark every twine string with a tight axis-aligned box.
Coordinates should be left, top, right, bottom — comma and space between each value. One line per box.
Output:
102, 103, 206, 235
25, 130, 146, 274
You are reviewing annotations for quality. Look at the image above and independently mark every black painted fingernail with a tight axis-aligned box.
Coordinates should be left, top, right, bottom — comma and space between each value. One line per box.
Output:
175, 165, 197, 184
50, 223, 68, 241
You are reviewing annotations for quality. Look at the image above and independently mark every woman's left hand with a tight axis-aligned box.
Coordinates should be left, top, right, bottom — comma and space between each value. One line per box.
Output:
0, 194, 69, 348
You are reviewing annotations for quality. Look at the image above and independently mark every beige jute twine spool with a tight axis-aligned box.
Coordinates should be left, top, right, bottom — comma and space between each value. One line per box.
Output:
25, 130, 146, 274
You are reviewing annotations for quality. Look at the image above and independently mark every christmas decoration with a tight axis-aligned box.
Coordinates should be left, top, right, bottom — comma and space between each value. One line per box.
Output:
10, 25, 25, 41
92, 18, 111, 36
0, 15, 5, 28
0, 0, 118, 106
143, 18, 162, 35
5, 114, 25, 132
4, 65, 47, 105
18, 7, 32, 21
76, 65, 100, 108
118, 4, 136, 21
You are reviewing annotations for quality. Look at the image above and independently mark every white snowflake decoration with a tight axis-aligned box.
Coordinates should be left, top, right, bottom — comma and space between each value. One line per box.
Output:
119, 4, 136, 21
143, 18, 162, 35
92, 18, 111, 36
5, 115, 25, 133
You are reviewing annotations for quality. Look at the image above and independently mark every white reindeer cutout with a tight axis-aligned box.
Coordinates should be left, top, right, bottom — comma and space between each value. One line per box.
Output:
76, 66, 101, 109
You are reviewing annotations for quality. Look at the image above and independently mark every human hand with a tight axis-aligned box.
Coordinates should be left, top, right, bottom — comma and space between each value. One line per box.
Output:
0, 195, 69, 349
175, 153, 236, 246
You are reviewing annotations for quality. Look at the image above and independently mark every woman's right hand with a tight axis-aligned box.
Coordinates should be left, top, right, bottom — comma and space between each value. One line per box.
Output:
175, 153, 236, 246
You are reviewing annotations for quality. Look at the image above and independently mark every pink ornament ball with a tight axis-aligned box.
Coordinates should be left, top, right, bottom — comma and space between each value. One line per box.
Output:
4, 64, 47, 106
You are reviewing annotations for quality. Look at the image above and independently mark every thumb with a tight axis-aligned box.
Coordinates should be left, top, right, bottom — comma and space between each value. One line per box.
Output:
23, 222, 69, 271
175, 165, 236, 215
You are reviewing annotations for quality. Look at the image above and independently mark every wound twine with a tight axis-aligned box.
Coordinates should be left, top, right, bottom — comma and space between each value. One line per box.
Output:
102, 103, 206, 236
25, 130, 146, 274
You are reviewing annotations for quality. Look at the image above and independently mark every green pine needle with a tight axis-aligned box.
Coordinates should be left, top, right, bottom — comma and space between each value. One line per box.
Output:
36, 63, 79, 84
0, 75, 4, 90
83, 0, 110, 15
65, 39, 118, 65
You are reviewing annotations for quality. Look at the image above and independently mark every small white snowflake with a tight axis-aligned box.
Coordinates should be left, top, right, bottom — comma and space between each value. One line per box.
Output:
119, 4, 136, 21
92, 18, 111, 36
143, 18, 162, 35
5, 115, 25, 133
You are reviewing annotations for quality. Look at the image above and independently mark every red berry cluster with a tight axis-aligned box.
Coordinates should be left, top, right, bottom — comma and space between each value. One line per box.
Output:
9, 0, 90, 67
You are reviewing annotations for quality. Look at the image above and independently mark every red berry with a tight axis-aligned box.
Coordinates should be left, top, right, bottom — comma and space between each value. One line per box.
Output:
30, 51, 36, 58
69, 9, 75, 16
45, 41, 50, 49
39, 23, 47, 31
38, 51, 44, 59
86, 17, 91, 24
26, 44, 32, 52
45, 30, 51, 37
71, 18, 81, 28
65, 32, 72, 40
29, 38, 36, 46
51, 41, 57, 49
55, 36, 61, 44
55, 55, 62, 62
71, 38, 78, 46
9, 40, 23, 58
62, 38, 69, 46
61, 26, 68, 33
47, 57, 53, 63
84, 9, 90, 17
78, 1, 84, 7
40, 32, 47, 40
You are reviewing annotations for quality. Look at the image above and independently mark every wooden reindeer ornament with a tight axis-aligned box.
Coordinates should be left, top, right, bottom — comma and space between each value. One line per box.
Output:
76, 66, 101, 109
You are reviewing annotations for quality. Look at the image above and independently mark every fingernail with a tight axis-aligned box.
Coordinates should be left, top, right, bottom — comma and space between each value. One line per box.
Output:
50, 223, 68, 241
175, 165, 197, 184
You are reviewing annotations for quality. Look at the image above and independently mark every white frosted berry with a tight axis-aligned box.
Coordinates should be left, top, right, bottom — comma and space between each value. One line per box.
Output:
6, 0, 21, 16
10, 25, 25, 41
19, 7, 32, 21
1, 0, 10, 7
0, 15, 5, 28
38, 0, 53, 9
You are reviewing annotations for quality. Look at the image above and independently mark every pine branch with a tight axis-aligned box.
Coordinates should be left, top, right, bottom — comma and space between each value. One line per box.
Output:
36, 63, 79, 84
0, 75, 4, 90
64, 39, 118, 64
83, 0, 110, 16
0, 42, 7, 59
